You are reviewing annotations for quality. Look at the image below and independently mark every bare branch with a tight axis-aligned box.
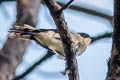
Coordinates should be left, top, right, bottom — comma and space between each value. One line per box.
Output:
58, 0, 74, 13
0, 0, 41, 80
91, 32, 112, 44
58, 2, 113, 24
14, 51, 54, 80
106, 0, 120, 80
43, 0, 79, 80
0, 0, 112, 24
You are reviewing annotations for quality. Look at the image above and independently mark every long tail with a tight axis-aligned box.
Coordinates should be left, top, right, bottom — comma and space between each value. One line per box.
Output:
8, 24, 37, 40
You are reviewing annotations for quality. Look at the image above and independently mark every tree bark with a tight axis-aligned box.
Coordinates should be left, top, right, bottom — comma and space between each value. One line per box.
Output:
43, 0, 79, 80
0, 0, 41, 80
106, 0, 120, 80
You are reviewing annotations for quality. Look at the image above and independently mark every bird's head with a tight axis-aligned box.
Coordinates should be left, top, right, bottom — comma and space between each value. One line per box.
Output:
78, 32, 91, 46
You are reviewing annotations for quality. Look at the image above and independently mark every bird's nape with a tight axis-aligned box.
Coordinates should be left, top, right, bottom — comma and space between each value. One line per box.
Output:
78, 32, 90, 38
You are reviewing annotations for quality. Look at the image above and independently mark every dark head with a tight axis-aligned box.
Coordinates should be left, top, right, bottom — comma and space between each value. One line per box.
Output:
78, 32, 90, 38
78, 32, 91, 46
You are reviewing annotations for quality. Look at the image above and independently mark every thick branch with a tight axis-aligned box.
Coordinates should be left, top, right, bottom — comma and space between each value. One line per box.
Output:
0, 0, 41, 80
43, 0, 79, 80
106, 0, 120, 80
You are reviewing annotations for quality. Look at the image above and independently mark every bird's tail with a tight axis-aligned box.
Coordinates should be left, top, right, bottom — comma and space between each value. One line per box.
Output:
8, 24, 37, 40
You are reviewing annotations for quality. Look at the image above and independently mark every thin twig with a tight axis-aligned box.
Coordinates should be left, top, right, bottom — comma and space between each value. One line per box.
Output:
91, 32, 112, 44
14, 51, 54, 80
58, 0, 74, 13
0, 0, 112, 24
58, 2, 113, 24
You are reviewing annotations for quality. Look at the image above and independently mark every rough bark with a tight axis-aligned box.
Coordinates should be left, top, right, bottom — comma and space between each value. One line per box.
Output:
0, 0, 41, 80
106, 0, 120, 80
43, 0, 79, 80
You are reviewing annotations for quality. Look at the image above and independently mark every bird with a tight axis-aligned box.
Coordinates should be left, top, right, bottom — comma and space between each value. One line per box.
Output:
8, 24, 91, 59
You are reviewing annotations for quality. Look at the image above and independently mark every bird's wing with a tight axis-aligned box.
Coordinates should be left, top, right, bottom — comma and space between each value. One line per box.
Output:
53, 33, 61, 40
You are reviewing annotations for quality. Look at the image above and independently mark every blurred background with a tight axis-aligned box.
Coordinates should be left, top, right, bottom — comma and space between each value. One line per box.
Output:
0, 0, 113, 80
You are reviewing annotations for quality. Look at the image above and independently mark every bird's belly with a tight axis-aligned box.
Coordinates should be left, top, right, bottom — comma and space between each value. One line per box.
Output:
35, 34, 64, 56
45, 39, 65, 56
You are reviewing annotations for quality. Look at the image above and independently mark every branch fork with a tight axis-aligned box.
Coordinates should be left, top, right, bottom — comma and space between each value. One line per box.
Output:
43, 0, 79, 80
57, 0, 74, 14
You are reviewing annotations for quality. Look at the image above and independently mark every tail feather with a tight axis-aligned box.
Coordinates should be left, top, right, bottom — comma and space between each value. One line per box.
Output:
9, 29, 35, 35
8, 24, 36, 40
8, 31, 33, 40
14, 24, 36, 31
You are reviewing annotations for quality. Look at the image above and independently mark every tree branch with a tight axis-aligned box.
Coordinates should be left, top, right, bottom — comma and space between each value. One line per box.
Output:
57, 2, 113, 24
0, 0, 41, 80
14, 51, 54, 80
58, 0, 74, 13
106, 0, 120, 80
43, 0, 79, 80
0, 0, 112, 24
91, 32, 112, 44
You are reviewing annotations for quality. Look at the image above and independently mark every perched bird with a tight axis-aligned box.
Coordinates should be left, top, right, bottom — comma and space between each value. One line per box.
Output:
8, 24, 91, 59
